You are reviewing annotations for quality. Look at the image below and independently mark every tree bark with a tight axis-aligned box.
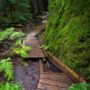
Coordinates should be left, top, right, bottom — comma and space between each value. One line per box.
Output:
30, 0, 48, 16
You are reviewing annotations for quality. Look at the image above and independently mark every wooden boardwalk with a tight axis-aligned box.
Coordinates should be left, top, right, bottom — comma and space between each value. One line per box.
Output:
38, 60, 74, 90
24, 31, 74, 90
24, 31, 45, 58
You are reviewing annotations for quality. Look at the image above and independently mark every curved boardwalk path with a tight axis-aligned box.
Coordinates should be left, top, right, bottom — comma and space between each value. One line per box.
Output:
38, 60, 73, 90
24, 31, 45, 58
23, 30, 74, 90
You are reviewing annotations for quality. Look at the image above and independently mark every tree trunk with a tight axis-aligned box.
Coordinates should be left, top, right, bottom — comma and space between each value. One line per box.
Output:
30, 0, 48, 16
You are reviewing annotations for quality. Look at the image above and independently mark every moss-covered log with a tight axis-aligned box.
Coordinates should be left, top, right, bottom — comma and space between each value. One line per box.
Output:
45, 0, 90, 80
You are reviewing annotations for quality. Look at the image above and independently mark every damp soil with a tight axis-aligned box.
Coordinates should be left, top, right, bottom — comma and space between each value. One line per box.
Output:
14, 59, 40, 90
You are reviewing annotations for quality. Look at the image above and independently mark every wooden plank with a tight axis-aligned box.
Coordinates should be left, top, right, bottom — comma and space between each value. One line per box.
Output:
39, 79, 69, 88
47, 52, 86, 83
41, 72, 65, 75
38, 83, 59, 90
29, 31, 39, 36
24, 34, 45, 58
39, 60, 44, 73
41, 73, 68, 78
38, 83, 67, 90
29, 45, 44, 58
58, 88, 67, 90
40, 73, 73, 84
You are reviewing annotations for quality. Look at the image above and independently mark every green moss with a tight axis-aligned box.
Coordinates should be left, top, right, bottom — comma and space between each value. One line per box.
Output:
45, 0, 90, 79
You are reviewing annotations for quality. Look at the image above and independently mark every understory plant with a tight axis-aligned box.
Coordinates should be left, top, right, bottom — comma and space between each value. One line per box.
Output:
0, 82, 24, 90
0, 27, 25, 44
68, 83, 90, 90
12, 40, 32, 58
0, 58, 13, 81
41, 44, 50, 50
0, 27, 30, 89
0, 27, 31, 60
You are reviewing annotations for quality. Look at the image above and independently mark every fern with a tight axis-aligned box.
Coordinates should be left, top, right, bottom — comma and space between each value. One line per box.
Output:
0, 28, 14, 43
10, 31, 25, 40
45, 0, 90, 79
0, 28, 25, 44
0, 58, 13, 81
14, 40, 22, 46
41, 44, 50, 50
0, 82, 24, 90
12, 40, 32, 58
68, 83, 90, 90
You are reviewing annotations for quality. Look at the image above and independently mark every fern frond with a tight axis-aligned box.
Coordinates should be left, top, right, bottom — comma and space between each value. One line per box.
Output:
0, 58, 14, 81
0, 82, 24, 90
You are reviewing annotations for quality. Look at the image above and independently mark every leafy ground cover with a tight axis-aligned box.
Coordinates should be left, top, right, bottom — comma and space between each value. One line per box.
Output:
68, 83, 90, 90
0, 27, 32, 90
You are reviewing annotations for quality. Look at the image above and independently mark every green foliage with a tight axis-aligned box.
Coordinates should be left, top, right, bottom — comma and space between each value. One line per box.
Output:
0, 28, 14, 43
10, 32, 25, 40
0, 58, 13, 81
41, 44, 49, 50
45, 0, 90, 79
0, 82, 24, 90
12, 40, 32, 58
0, 27, 25, 44
68, 83, 90, 90
0, 0, 31, 25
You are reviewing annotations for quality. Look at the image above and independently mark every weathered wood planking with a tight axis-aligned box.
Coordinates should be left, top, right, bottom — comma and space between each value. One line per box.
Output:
24, 33, 45, 58
38, 83, 67, 90
38, 60, 73, 90
40, 73, 73, 84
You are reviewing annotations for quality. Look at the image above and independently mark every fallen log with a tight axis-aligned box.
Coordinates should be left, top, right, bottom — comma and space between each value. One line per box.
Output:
46, 52, 86, 83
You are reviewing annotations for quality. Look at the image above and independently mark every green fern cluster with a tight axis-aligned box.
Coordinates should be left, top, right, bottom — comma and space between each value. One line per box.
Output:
45, 0, 90, 79
0, 28, 14, 43
68, 83, 90, 90
0, 82, 24, 90
0, 27, 25, 44
0, 58, 13, 81
12, 40, 32, 58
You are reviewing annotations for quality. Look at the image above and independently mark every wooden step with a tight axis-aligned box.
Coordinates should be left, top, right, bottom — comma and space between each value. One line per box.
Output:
38, 83, 67, 90
39, 79, 69, 88
40, 73, 73, 84
38, 60, 73, 90
24, 34, 45, 58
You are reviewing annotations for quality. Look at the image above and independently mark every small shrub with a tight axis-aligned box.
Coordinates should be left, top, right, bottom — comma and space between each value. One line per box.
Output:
41, 44, 50, 50
0, 82, 24, 90
0, 58, 13, 81
0, 28, 25, 44
12, 40, 32, 58
10, 32, 25, 40
68, 83, 90, 90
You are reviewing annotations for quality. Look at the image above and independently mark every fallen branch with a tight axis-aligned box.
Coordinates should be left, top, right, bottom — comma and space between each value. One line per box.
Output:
0, 49, 12, 58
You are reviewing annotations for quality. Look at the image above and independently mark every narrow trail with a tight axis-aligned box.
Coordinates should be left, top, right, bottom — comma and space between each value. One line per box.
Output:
14, 23, 45, 90
14, 18, 76, 90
